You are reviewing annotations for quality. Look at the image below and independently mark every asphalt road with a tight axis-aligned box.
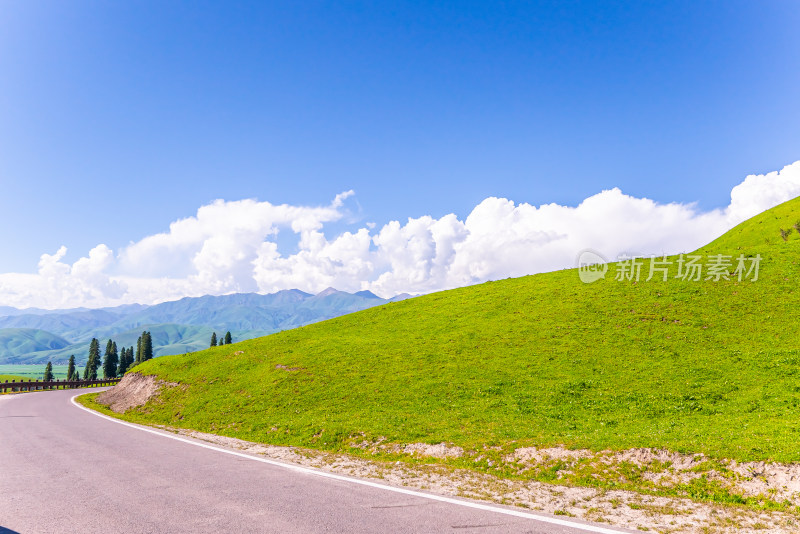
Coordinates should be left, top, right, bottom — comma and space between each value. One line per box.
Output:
0, 389, 633, 534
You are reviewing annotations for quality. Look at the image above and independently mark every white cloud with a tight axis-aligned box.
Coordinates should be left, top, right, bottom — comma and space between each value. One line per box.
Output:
1, 162, 800, 309
727, 162, 800, 223
0, 244, 127, 309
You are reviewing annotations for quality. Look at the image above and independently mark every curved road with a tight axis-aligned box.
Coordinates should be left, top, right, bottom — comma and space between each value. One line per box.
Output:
0, 390, 631, 534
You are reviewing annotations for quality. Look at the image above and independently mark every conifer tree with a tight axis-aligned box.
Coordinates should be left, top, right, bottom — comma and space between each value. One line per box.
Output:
210, 332, 217, 347
85, 338, 101, 380
118, 348, 126, 376
43, 362, 53, 382
67, 355, 76, 381
118, 347, 130, 375
103, 339, 119, 378
136, 334, 143, 363
224, 331, 232, 345
142, 331, 153, 361
83, 351, 92, 380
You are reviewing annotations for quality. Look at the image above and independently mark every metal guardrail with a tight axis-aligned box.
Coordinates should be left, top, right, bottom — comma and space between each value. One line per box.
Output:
0, 377, 121, 393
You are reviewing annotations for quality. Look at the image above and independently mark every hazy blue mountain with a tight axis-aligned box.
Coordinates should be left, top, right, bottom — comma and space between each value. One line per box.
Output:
0, 302, 147, 318
0, 288, 399, 364
0, 309, 127, 340
103, 290, 312, 334
0, 306, 23, 316
0, 306, 55, 317
95, 289, 385, 337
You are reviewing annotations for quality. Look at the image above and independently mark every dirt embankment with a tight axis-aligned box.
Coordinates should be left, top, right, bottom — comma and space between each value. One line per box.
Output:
96, 372, 176, 413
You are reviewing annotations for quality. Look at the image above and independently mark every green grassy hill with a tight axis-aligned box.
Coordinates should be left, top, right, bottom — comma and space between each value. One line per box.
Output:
103, 197, 800, 469
0, 328, 71, 360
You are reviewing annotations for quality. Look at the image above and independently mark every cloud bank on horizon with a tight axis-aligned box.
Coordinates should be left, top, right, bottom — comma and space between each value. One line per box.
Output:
2, 161, 800, 310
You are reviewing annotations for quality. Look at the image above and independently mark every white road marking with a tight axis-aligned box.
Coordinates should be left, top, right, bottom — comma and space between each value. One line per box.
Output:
71, 393, 630, 534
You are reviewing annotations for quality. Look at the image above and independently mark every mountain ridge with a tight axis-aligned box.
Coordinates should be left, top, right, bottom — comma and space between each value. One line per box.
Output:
0, 288, 414, 364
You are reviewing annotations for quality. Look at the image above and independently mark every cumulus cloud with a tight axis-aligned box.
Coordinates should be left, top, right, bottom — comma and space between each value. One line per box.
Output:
0, 245, 127, 309
2, 161, 800, 309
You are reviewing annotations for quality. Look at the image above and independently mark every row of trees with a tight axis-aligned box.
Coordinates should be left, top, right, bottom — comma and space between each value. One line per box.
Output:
46, 328, 231, 380
55, 331, 156, 381
210, 331, 233, 347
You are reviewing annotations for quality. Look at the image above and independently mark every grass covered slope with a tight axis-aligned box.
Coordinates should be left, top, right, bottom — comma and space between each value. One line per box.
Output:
0, 328, 70, 361
121, 197, 800, 464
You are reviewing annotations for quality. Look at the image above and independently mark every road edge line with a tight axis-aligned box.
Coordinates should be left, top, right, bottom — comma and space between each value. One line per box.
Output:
71, 392, 630, 534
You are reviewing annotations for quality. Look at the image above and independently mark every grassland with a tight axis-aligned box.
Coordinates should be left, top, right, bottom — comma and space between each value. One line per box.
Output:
0, 364, 69, 380
0, 374, 29, 382
82, 196, 800, 509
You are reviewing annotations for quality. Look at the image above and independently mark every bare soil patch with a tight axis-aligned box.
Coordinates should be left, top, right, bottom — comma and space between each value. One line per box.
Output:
400, 442, 464, 458
505, 446, 800, 506
96, 373, 177, 413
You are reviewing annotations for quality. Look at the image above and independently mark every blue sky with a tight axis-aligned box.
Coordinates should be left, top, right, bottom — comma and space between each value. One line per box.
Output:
1, 1, 799, 307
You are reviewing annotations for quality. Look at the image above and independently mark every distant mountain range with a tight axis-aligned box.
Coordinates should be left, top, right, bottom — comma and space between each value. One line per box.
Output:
0, 289, 412, 365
